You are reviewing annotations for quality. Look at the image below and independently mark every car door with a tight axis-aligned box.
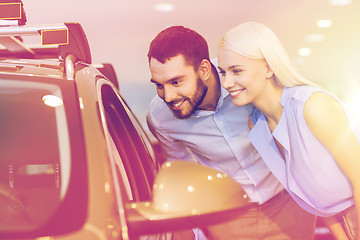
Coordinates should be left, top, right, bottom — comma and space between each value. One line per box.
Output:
97, 79, 195, 240
96, 79, 164, 238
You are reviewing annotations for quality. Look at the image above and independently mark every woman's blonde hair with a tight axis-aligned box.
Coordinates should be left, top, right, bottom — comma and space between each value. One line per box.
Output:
219, 22, 314, 87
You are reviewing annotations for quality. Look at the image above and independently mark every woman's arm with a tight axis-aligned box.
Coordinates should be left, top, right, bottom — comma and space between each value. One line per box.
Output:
321, 215, 351, 240
304, 91, 360, 240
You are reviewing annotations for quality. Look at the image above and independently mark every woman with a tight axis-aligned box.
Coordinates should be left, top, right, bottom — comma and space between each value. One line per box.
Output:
217, 21, 360, 240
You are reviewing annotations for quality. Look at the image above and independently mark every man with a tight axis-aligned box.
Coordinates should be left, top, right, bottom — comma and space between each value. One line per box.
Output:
146, 25, 316, 240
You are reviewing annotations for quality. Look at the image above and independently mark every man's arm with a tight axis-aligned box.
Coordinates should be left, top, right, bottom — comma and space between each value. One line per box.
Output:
146, 112, 195, 163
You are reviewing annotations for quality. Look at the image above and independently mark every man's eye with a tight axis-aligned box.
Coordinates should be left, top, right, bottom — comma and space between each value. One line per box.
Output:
172, 80, 182, 86
219, 70, 226, 76
155, 83, 164, 89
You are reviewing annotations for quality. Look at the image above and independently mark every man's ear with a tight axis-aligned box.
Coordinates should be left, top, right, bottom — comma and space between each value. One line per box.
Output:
198, 59, 212, 81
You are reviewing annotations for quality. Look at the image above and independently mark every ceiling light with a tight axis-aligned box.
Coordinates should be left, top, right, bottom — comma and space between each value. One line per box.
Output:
305, 33, 325, 42
298, 48, 312, 57
294, 57, 306, 65
316, 19, 332, 28
330, 0, 352, 6
153, 3, 175, 12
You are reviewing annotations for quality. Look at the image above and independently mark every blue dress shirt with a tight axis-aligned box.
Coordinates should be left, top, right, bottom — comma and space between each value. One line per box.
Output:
147, 86, 283, 204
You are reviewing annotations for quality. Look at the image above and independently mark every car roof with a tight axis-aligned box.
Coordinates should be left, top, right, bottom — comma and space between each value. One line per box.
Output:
0, 58, 65, 79
0, 22, 91, 63
0, 1, 92, 81
0, 2, 121, 88
0, 22, 92, 82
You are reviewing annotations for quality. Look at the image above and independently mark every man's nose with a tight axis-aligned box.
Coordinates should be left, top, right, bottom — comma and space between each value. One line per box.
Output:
221, 75, 235, 89
164, 86, 177, 103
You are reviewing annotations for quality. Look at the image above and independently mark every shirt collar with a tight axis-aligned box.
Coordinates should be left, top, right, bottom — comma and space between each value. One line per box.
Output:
192, 67, 226, 117
280, 87, 288, 107
193, 85, 229, 118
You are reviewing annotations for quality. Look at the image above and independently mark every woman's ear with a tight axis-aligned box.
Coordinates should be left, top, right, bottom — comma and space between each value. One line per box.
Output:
266, 70, 274, 78
198, 59, 212, 81
265, 62, 273, 78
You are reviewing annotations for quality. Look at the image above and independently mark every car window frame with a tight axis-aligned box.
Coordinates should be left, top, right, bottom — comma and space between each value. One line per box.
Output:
96, 79, 157, 202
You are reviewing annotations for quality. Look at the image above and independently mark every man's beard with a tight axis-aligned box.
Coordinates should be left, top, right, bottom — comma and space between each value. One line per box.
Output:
168, 78, 208, 119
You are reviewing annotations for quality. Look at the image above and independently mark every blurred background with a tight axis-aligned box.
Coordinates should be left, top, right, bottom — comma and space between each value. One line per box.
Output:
22, 0, 360, 135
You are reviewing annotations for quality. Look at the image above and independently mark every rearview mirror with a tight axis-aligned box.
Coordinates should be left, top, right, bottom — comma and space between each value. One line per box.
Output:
126, 160, 252, 236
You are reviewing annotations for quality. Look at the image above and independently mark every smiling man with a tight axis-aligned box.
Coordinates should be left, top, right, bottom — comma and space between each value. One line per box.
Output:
150, 54, 217, 118
146, 26, 316, 240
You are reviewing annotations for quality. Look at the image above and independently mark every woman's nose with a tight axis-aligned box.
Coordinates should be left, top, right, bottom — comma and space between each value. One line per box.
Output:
221, 75, 235, 89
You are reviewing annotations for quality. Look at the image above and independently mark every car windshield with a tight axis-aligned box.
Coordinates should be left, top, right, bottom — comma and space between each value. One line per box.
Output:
0, 79, 71, 232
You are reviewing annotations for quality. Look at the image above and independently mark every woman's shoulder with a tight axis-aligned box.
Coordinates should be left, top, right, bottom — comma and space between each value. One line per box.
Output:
303, 90, 345, 122
283, 85, 326, 104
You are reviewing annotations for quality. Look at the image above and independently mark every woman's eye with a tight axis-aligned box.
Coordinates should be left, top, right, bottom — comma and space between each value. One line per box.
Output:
219, 70, 226, 76
233, 69, 242, 74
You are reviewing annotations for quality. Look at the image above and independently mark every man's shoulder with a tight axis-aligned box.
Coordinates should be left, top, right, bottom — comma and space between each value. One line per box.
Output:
148, 95, 167, 112
147, 95, 175, 123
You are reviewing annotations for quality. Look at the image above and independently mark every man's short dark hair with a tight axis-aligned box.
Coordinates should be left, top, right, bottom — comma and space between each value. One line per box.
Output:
147, 26, 210, 70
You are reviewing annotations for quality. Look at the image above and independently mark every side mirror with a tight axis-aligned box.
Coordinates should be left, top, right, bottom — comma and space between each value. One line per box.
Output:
126, 160, 252, 236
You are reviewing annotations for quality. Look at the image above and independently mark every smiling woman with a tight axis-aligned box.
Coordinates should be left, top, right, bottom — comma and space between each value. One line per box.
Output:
218, 21, 360, 240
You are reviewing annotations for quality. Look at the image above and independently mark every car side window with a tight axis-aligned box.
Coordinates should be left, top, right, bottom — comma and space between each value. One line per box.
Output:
0, 79, 87, 232
99, 83, 156, 201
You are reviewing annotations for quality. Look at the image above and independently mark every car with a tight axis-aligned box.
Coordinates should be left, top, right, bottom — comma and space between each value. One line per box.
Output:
0, 2, 250, 239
